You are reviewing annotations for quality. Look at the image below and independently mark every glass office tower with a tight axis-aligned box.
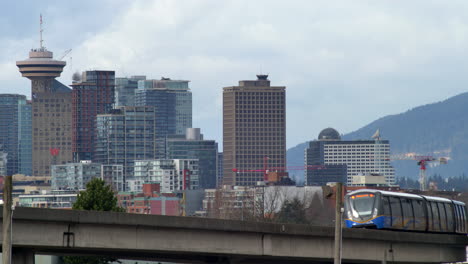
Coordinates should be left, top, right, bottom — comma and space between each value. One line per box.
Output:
135, 78, 192, 158
0, 94, 32, 175
166, 128, 218, 189
95, 106, 157, 182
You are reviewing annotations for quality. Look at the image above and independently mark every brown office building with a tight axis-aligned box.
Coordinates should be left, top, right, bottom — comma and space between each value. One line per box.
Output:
16, 47, 73, 176
223, 75, 286, 186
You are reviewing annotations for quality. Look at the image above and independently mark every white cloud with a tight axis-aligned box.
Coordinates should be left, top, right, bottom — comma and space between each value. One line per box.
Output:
3, 0, 468, 148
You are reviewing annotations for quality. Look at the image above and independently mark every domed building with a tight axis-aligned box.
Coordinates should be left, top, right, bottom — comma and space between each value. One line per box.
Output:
318, 128, 341, 141
305, 128, 395, 187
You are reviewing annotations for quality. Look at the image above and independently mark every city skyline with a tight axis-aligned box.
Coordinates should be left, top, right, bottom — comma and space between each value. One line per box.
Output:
3, 1, 468, 149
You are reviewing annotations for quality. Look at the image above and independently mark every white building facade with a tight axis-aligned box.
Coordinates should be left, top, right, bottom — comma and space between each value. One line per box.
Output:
51, 161, 101, 190
132, 159, 199, 193
52, 161, 124, 191
305, 128, 395, 186
323, 140, 395, 186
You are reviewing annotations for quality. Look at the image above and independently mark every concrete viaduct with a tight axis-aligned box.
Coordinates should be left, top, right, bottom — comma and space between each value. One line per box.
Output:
1, 207, 467, 264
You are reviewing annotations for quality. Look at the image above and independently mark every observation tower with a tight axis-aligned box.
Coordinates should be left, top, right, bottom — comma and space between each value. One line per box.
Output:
16, 14, 66, 95
15, 15, 72, 176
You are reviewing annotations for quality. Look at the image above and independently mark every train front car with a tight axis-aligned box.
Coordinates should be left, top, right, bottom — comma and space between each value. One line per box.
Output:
345, 190, 384, 228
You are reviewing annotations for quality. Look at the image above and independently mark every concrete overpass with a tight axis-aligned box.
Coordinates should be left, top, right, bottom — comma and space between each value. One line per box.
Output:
1, 207, 467, 264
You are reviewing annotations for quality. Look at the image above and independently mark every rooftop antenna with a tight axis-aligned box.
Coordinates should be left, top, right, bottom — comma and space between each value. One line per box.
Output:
39, 14, 44, 49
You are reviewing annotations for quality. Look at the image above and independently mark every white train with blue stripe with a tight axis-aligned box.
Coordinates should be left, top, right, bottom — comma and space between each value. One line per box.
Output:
344, 189, 467, 234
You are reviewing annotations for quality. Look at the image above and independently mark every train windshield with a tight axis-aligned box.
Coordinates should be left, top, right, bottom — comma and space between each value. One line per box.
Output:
350, 193, 376, 219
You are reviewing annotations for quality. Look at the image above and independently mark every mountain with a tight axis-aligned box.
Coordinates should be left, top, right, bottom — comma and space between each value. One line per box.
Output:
287, 91, 468, 184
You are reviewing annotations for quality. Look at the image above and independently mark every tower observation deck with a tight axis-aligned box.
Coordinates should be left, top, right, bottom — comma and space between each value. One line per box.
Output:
16, 47, 66, 95
16, 48, 66, 79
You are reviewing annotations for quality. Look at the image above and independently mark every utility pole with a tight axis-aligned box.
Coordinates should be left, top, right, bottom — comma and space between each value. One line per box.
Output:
3, 175, 13, 264
334, 182, 343, 264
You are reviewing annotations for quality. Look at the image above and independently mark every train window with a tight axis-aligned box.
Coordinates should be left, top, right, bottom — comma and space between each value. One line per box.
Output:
382, 196, 392, 227
437, 202, 447, 232
461, 206, 467, 233
455, 204, 461, 232
389, 196, 402, 228
431, 202, 441, 231
382, 196, 390, 215
445, 203, 454, 233
401, 198, 414, 229
350, 193, 376, 220
426, 202, 433, 231
412, 199, 426, 231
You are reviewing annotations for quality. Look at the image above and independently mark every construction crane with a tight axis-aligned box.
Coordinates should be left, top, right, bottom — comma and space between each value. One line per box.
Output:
58, 49, 72, 60
391, 154, 448, 191
415, 156, 448, 191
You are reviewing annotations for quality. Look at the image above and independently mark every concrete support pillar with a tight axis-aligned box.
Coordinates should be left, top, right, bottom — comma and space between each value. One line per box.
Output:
12, 248, 35, 264
2, 175, 12, 264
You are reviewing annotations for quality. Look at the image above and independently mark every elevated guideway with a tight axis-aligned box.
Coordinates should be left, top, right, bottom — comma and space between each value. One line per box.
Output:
1, 207, 467, 264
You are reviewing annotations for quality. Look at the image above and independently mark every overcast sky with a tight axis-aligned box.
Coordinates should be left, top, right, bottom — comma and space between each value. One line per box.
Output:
2, 0, 468, 149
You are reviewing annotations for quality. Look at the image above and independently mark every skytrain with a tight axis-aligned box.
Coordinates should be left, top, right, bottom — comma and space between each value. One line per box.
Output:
344, 189, 467, 234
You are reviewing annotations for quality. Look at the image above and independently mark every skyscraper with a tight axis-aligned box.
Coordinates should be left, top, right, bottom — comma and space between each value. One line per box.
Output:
166, 128, 218, 189
217, 152, 223, 187
135, 77, 192, 158
223, 75, 286, 186
305, 128, 395, 186
115, 75, 146, 107
71, 70, 115, 161
95, 106, 157, 180
16, 40, 72, 176
0, 94, 32, 176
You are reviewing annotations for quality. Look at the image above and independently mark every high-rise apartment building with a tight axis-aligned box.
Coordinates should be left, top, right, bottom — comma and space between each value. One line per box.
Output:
132, 159, 199, 193
135, 78, 192, 157
17, 45, 72, 176
0, 94, 32, 176
95, 106, 157, 180
101, 164, 124, 192
115, 75, 146, 107
51, 161, 124, 191
166, 128, 218, 189
71, 70, 115, 161
305, 128, 395, 186
223, 75, 286, 186
51, 160, 101, 190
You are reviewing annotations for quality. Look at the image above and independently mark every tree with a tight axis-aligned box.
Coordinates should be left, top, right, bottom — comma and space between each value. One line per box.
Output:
72, 178, 124, 211
275, 197, 308, 224
62, 178, 123, 264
